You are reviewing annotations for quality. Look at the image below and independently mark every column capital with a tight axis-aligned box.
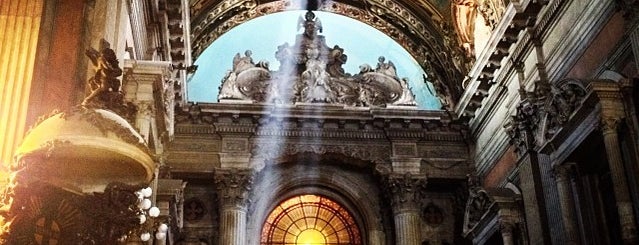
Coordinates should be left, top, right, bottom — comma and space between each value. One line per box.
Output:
552, 163, 574, 181
383, 173, 427, 213
600, 117, 622, 134
499, 220, 515, 234
214, 168, 254, 209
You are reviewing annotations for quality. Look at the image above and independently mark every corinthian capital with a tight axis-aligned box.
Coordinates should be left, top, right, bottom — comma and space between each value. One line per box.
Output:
214, 169, 254, 209
552, 163, 574, 182
384, 173, 427, 213
600, 117, 621, 133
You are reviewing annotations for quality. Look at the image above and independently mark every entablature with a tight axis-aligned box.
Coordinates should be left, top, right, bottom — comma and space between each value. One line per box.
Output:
168, 102, 471, 178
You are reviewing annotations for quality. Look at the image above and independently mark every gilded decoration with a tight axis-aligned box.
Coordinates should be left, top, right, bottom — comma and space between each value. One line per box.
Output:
191, 1, 469, 109
82, 42, 137, 122
477, 0, 506, 30
218, 11, 418, 107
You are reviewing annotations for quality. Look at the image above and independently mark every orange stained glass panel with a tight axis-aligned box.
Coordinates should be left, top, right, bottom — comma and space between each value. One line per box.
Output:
261, 194, 362, 244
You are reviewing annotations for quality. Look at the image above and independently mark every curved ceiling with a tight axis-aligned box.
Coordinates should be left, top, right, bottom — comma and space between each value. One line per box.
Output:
188, 0, 469, 110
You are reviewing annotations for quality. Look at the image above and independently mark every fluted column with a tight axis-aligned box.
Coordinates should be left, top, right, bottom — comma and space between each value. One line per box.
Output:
385, 173, 426, 245
601, 118, 637, 244
553, 163, 579, 245
215, 169, 254, 245
500, 222, 515, 245
0, 0, 44, 181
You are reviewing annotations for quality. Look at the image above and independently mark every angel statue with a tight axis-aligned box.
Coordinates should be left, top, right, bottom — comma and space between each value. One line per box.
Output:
82, 47, 123, 106
298, 10, 323, 39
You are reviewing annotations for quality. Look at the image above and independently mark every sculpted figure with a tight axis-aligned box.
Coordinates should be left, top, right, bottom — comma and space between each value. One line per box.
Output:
298, 11, 322, 39
327, 45, 348, 77
301, 48, 332, 102
375, 56, 398, 78
452, 0, 478, 55
82, 47, 123, 106
232, 50, 255, 73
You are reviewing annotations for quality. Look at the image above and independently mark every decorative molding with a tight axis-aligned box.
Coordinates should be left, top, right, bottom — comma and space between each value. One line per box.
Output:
252, 142, 392, 165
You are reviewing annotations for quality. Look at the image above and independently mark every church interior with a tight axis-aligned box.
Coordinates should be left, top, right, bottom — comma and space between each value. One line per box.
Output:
1, 0, 639, 244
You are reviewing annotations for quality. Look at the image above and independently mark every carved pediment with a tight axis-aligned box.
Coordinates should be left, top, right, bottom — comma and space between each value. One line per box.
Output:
505, 79, 588, 154
463, 184, 520, 237
218, 11, 418, 108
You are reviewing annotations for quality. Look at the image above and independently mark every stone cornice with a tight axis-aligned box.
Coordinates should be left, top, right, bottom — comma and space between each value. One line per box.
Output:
175, 103, 467, 141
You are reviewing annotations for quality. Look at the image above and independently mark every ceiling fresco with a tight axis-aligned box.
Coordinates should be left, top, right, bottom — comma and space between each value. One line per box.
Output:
188, 0, 470, 110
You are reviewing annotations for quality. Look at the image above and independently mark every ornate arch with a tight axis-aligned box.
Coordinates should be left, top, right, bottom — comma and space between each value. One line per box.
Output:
189, 0, 469, 110
247, 162, 387, 245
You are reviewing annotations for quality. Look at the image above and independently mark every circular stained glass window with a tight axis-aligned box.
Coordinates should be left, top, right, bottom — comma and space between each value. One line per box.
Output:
261, 194, 362, 245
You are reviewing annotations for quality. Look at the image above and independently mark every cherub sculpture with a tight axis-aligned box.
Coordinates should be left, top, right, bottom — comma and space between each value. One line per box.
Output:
82, 47, 123, 106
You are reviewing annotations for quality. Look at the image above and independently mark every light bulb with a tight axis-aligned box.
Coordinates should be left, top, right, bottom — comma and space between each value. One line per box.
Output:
142, 187, 153, 197
139, 214, 147, 224
149, 207, 160, 217
140, 199, 152, 210
141, 232, 151, 241
158, 223, 168, 232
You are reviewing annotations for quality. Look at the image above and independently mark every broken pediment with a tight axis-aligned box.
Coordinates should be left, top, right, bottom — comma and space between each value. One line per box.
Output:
217, 11, 418, 108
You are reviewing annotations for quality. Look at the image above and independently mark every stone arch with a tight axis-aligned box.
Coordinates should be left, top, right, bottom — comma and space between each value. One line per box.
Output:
189, 1, 468, 106
247, 159, 387, 245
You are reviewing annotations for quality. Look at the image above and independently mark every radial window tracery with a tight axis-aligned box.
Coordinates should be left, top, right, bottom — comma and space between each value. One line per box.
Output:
261, 194, 362, 245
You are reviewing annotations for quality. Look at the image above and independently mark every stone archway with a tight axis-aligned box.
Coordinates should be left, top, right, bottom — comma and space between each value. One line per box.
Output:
247, 161, 388, 245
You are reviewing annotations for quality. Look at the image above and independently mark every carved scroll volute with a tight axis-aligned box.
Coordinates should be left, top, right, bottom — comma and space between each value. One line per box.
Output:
214, 169, 255, 209
384, 173, 427, 213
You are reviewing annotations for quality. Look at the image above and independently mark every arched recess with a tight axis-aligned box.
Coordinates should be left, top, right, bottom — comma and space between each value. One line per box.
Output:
261, 194, 362, 244
247, 160, 388, 245
188, 10, 442, 109
189, 0, 469, 109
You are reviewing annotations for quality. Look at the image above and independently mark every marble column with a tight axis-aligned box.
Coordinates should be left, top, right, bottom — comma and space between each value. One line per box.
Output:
385, 173, 426, 245
0, 0, 44, 180
601, 118, 638, 244
553, 163, 579, 245
215, 169, 254, 245
499, 222, 515, 245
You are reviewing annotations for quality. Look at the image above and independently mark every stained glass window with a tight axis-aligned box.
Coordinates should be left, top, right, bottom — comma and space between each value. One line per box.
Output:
261, 194, 362, 245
